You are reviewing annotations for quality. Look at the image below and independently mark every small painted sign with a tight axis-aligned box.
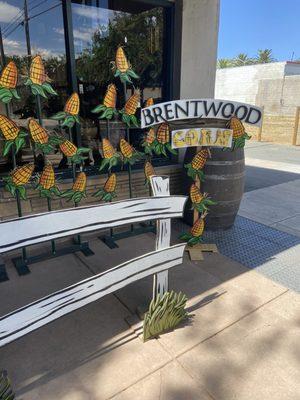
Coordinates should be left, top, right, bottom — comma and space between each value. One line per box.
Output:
172, 128, 233, 149
141, 99, 263, 128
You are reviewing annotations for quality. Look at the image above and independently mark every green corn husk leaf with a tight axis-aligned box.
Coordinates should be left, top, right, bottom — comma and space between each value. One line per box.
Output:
127, 69, 139, 79
10, 88, 20, 100
42, 82, 57, 96
51, 111, 67, 120
17, 185, 27, 200
0, 370, 15, 400
2, 141, 14, 157
91, 104, 106, 113
143, 291, 188, 341
62, 115, 76, 128
31, 83, 47, 98
15, 136, 26, 153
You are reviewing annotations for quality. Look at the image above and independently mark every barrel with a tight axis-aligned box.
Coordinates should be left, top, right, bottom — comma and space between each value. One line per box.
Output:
202, 147, 245, 230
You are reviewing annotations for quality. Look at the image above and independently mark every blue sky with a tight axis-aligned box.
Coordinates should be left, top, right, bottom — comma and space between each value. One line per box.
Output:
218, 0, 300, 61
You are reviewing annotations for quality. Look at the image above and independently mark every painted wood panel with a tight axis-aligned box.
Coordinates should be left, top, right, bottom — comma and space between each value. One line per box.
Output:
0, 195, 187, 253
0, 244, 185, 348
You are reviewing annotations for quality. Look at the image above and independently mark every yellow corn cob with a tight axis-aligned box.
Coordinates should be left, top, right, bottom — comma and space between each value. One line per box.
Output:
64, 92, 80, 115
124, 92, 140, 115
73, 172, 86, 192
0, 61, 17, 89
60, 140, 77, 157
28, 118, 48, 144
104, 173, 117, 193
146, 128, 155, 144
102, 138, 115, 159
230, 116, 245, 139
145, 97, 154, 107
116, 47, 129, 73
191, 149, 209, 170
11, 163, 34, 186
0, 114, 19, 140
144, 161, 155, 180
39, 164, 55, 189
103, 84, 117, 108
190, 184, 203, 204
156, 123, 170, 144
191, 217, 205, 237
30, 55, 48, 85
120, 138, 133, 158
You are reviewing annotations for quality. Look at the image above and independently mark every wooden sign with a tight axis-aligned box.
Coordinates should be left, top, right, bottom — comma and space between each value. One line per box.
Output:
141, 99, 263, 128
172, 127, 233, 149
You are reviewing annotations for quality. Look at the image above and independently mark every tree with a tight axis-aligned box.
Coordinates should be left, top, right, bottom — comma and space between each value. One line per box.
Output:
217, 58, 232, 69
256, 49, 276, 64
233, 53, 254, 66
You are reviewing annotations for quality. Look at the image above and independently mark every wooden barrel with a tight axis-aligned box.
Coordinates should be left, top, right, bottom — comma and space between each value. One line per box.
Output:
201, 148, 245, 230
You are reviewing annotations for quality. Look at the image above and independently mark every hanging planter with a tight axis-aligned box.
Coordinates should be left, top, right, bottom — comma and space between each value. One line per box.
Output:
4, 163, 34, 200
111, 46, 139, 84
61, 171, 87, 204
25, 55, 57, 98
28, 118, 55, 154
91, 83, 118, 120
36, 164, 61, 198
0, 61, 20, 104
0, 115, 27, 156
93, 173, 117, 202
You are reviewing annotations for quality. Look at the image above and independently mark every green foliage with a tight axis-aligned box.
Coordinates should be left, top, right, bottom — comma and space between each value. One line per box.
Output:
217, 49, 277, 69
232, 132, 251, 149
0, 370, 15, 400
93, 188, 116, 202
184, 163, 205, 181
143, 291, 188, 341
61, 189, 86, 204
256, 49, 276, 64
179, 232, 203, 246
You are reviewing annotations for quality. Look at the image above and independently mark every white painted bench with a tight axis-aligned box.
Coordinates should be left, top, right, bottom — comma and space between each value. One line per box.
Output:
0, 176, 187, 348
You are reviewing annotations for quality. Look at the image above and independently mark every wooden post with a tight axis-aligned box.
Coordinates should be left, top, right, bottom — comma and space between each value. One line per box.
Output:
257, 106, 264, 142
292, 106, 300, 146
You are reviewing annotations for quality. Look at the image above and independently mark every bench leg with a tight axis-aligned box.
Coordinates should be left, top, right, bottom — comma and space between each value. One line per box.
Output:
12, 257, 30, 276
0, 258, 9, 282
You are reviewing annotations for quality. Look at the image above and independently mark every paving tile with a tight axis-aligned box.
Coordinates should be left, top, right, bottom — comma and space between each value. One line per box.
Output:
178, 291, 300, 400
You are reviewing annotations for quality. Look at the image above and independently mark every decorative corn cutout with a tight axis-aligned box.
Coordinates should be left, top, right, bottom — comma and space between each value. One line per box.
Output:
93, 173, 117, 201
180, 211, 208, 246
144, 160, 156, 185
120, 138, 142, 165
190, 183, 216, 212
4, 163, 34, 200
91, 84, 118, 120
56, 138, 89, 164
185, 148, 209, 181
228, 116, 251, 149
111, 46, 139, 84
99, 138, 121, 171
0, 114, 27, 156
0, 61, 20, 103
52, 92, 80, 128
28, 118, 54, 154
145, 97, 154, 107
36, 164, 60, 198
25, 55, 57, 98
62, 172, 87, 204
154, 123, 177, 157
141, 128, 156, 155
119, 91, 140, 127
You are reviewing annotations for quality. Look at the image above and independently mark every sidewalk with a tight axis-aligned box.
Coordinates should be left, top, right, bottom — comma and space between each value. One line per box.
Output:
0, 231, 299, 400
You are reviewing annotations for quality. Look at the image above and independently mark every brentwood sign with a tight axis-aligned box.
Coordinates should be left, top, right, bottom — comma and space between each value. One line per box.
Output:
141, 99, 263, 128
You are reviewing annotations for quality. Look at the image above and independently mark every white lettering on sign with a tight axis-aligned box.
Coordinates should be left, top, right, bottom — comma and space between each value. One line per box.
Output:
172, 128, 233, 149
141, 99, 263, 128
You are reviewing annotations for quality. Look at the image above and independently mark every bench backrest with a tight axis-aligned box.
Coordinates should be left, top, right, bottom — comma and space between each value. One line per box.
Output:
0, 176, 187, 347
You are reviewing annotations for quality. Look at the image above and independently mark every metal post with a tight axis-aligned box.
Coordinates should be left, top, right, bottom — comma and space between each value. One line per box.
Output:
24, 0, 31, 56
257, 106, 264, 142
292, 106, 300, 146
0, 28, 6, 66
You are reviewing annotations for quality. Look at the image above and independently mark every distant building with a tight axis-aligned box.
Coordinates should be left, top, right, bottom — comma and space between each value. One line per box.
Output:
215, 62, 300, 116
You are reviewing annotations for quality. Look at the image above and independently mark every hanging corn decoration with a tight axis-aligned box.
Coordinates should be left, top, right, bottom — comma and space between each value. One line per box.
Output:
0, 114, 27, 156
144, 160, 156, 185
99, 138, 121, 171
51, 92, 80, 128
4, 163, 34, 200
111, 46, 139, 84
91, 84, 118, 120
180, 211, 208, 246
53, 138, 90, 165
25, 55, 57, 98
189, 183, 216, 212
0, 61, 20, 103
141, 128, 156, 155
144, 97, 154, 107
28, 118, 55, 154
119, 91, 140, 127
120, 138, 143, 166
185, 148, 209, 181
154, 123, 177, 157
61, 171, 87, 204
93, 173, 117, 201
228, 116, 251, 149
36, 164, 60, 198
